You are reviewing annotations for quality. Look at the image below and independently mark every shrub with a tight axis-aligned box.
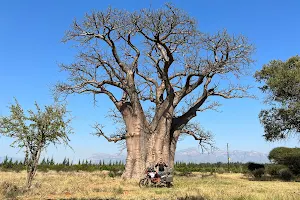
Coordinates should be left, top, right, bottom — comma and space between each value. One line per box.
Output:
108, 171, 115, 178
0, 181, 23, 199
279, 168, 293, 181
247, 162, 264, 172
38, 167, 49, 173
252, 168, 265, 178
210, 168, 216, 174
177, 195, 206, 200
178, 171, 193, 177
115, 170, 123, 177
266, 164, 286, 176
282, 155, 300, 175
218, 167, 225, 174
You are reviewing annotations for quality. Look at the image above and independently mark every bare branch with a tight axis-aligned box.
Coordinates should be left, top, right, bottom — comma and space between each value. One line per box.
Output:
197, 101, 221, 112
210, 85, 256, 99
93, 123, 126, 143
200, 30, 254, 77
56, 80, 120, 104
180, 122, 214, 152
136, 71, 159, 88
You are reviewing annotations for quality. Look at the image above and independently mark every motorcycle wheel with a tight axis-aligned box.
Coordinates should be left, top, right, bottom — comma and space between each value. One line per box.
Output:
139, 178, 150, 188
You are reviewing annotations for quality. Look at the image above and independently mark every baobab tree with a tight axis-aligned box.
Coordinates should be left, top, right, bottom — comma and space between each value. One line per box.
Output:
56, 5, 254, 178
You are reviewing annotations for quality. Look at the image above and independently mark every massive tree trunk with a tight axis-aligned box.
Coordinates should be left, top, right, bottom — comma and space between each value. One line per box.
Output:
121, 102, 177, 179
121, 119, 145, 178
169, 130, 180, 168
144, 105, 175, 171
118, 103, 144, 178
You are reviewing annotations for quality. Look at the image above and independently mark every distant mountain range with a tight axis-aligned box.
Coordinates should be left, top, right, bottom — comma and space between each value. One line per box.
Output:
175, 148, 269, 163
0, 148, 269, 164
88, 152, 126, 163
88, 147, 269, 164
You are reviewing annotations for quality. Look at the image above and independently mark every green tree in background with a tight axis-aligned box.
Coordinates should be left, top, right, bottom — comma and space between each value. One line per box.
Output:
50, 157, 55, 165
255, 56, 300, 141
0, 99, 72, 188
269, 147, 300, 175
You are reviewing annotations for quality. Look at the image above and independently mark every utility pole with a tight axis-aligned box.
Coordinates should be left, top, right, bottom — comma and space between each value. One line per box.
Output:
227, 143, 230, 172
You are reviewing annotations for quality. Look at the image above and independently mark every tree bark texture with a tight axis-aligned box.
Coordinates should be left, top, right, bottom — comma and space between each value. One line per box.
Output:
121, 104, 177, 179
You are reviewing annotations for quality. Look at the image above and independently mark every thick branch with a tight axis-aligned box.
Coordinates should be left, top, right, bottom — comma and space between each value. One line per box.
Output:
93, 124, 126, 143
172, 76, 213, 130
180, 130, 211, 144
174, 74, 206, 106
179, 122, 214, 152
172, 92, 208, 131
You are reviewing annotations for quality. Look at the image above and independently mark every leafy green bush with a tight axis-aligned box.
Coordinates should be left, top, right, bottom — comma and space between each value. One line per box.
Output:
282, 156, 300, 175
266, 164, 286, 176
279, 168, 293, 181
217, 167, 226, 174
252, 168, 265, 178
108, 171, 115, 178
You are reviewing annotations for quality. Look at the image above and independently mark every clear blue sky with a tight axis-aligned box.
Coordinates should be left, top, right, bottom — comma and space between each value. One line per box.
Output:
1, 0, 299, 162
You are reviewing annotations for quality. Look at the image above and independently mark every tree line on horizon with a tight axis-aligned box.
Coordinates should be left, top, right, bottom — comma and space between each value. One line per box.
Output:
0, 156, 249, 174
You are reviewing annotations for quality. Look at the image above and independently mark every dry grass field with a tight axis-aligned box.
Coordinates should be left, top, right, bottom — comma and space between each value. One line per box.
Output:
1, 171, 300, 200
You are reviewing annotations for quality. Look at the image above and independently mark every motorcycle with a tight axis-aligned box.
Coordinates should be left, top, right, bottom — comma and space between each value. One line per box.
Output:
139, 167, 173, 188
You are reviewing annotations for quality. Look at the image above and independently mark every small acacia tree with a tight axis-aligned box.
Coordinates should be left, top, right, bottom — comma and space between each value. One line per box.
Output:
0, 99, 72, 188
56, 5, 254, 178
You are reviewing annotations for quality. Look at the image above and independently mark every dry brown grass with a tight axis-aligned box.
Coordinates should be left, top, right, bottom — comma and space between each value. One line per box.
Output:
0, 171, 299, 199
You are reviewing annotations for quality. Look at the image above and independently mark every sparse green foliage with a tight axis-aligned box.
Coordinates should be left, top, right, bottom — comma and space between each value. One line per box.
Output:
0, 99, 72, 188
252, 168, 265, 178
255, 56, 300, 141
108, 171, 115, 177
266, 164, 286, 176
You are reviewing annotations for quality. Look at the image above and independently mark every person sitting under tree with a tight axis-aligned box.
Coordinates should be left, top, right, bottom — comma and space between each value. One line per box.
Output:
155, 158, 168, 177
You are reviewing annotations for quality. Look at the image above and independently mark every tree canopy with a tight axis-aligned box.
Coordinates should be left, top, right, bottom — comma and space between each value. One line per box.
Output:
255, 56, 300, 141
268, 147, 300, 175
56, 5, 254, 178
0, 99, 72, 188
